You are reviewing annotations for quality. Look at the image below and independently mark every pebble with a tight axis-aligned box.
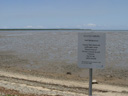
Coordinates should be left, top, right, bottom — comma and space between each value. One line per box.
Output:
92, 80, 98, 84
66, 72, 72, 75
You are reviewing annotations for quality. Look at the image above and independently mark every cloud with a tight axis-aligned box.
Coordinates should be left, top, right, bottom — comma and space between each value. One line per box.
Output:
87, 23, 96, 27
24, 26, 45, 28
25, 26, 33, 28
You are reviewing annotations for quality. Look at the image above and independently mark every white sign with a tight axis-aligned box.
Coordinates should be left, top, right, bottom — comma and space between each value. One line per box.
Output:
78, 33, 106, 69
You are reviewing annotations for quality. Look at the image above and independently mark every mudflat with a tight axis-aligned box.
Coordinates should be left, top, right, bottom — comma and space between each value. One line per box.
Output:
0, 31, 128, 84
0, 30, 128, 95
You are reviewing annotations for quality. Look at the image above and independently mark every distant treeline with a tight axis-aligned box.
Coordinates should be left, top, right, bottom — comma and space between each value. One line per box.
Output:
0, 29, 92, 31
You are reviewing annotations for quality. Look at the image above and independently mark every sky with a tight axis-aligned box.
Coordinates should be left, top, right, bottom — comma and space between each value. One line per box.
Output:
0, 0, 128, 30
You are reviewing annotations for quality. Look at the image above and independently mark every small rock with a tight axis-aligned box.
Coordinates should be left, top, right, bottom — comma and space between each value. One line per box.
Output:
66, 72, 71, 75
92, 80, 98, 84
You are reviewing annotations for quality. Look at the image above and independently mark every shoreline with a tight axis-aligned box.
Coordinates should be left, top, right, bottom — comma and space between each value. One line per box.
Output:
0, 67, 128, 87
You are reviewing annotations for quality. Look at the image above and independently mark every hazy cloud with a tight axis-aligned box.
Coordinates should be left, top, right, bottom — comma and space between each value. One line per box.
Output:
25, 26, 33, 28
24, 26, 45, 28
87, 23, 96, 27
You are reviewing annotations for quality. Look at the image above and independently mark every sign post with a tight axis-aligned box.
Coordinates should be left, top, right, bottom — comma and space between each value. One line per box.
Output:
78, 33, 105, 96
89, 68, 93, 96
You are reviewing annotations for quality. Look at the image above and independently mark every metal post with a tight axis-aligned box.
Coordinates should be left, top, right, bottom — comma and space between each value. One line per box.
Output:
89, 68, 93, 96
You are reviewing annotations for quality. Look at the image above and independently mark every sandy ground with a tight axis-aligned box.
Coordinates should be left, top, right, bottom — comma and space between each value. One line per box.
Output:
0, 69, 128, 96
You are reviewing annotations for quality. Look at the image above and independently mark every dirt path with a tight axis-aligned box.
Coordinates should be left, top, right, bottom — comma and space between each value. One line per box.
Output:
0, 70, 128, 96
